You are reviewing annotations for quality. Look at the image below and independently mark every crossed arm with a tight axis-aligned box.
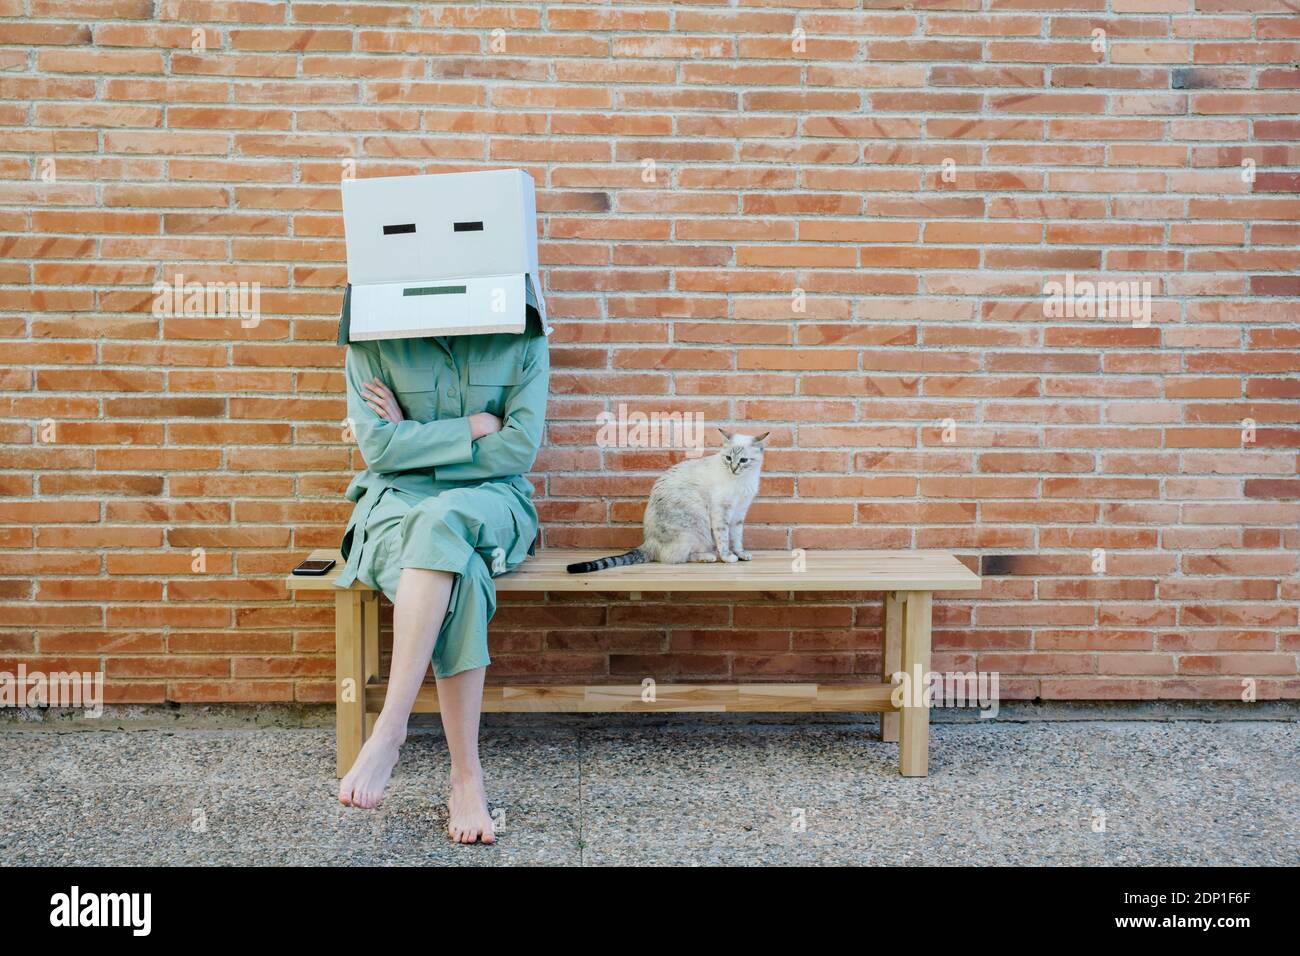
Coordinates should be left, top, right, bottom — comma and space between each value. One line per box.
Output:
360, 378, 502, 441
345, 334, 549, 480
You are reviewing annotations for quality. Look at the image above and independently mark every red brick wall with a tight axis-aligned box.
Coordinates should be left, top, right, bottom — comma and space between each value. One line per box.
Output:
2, 0, 1297, 705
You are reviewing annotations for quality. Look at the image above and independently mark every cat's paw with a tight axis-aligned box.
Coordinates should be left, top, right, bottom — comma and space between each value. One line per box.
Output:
720, 552, 739, 563
735, 550, 753, 561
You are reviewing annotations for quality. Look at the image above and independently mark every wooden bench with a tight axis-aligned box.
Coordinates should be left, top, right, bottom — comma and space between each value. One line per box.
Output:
285, 549, 981, 778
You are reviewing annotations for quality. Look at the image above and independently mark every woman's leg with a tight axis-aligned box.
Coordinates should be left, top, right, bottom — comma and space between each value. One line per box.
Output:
338, 567, 452, 809
435, 665, 495, 843
340, 486, 524, 841
428, 551, 497, 843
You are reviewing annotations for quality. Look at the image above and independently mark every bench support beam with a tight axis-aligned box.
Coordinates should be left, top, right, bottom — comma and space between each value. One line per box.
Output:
363, 679, 899, 715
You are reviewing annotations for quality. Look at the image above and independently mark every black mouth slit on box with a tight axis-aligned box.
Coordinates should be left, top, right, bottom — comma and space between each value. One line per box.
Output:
402, 285, 468, 297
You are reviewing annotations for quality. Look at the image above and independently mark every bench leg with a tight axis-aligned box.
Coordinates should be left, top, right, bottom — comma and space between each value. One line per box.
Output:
362, 590, 380, 741
335, 590, 365, 778
899, 590, 932, 778
881, 591, 902, 742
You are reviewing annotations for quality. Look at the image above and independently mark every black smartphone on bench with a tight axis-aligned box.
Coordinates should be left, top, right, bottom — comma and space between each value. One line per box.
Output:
292, 558, 336, 576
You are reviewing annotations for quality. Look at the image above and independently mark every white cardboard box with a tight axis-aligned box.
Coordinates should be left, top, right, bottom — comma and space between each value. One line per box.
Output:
337, 168, 545, 344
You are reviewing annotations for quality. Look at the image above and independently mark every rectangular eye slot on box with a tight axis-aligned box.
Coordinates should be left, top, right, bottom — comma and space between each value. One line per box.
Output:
402, 285, 467, 297
453, 221, 484, 232
383, 223, 416, 236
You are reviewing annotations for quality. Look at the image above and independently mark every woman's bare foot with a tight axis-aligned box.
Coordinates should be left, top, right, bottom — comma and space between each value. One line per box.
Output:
447, 770, 496, 844
338, 728, 404, 809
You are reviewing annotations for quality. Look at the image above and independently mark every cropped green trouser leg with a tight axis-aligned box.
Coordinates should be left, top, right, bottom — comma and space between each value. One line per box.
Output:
354, 483, 535, 679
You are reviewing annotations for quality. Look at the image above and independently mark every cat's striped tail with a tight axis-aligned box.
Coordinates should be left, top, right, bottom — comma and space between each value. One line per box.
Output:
566, 549, 647, 574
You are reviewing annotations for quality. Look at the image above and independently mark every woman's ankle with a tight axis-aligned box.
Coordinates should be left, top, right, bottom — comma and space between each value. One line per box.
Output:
370, 717, 407, 748
450, 763, 484, 786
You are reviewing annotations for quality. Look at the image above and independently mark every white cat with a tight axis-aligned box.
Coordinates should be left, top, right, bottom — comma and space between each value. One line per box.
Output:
567, 428, 769, 573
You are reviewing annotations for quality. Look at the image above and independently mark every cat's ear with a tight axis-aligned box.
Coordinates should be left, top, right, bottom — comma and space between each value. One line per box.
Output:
754, 432, 770, 445
717, 427, 733, 441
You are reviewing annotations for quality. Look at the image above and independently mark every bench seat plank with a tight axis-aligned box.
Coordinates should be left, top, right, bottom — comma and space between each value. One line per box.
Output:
287, 548, 980, 593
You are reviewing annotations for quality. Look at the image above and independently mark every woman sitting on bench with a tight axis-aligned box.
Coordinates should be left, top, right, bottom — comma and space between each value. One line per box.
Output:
333, 311, 549, 844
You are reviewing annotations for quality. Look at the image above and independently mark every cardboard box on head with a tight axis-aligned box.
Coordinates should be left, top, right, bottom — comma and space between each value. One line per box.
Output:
336, 168, 546, 345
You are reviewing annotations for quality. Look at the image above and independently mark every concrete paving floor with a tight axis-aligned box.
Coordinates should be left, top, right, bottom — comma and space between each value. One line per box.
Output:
1, 717, 1295, 866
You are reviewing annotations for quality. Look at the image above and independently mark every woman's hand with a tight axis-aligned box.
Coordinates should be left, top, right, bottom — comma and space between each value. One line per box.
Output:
468, 412, 503, 440
362, 377, 404, 423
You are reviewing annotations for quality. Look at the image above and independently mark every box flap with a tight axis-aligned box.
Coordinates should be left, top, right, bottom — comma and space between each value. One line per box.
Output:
336, 283, 352, 346
346, 274, 527, 342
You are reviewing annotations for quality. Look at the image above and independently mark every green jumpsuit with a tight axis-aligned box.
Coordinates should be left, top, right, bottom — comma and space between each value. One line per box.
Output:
335, 314, 549, 678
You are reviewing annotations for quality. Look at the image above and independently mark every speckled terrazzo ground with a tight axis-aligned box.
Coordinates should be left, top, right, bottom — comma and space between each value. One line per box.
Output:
1, 718, 1295, 866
